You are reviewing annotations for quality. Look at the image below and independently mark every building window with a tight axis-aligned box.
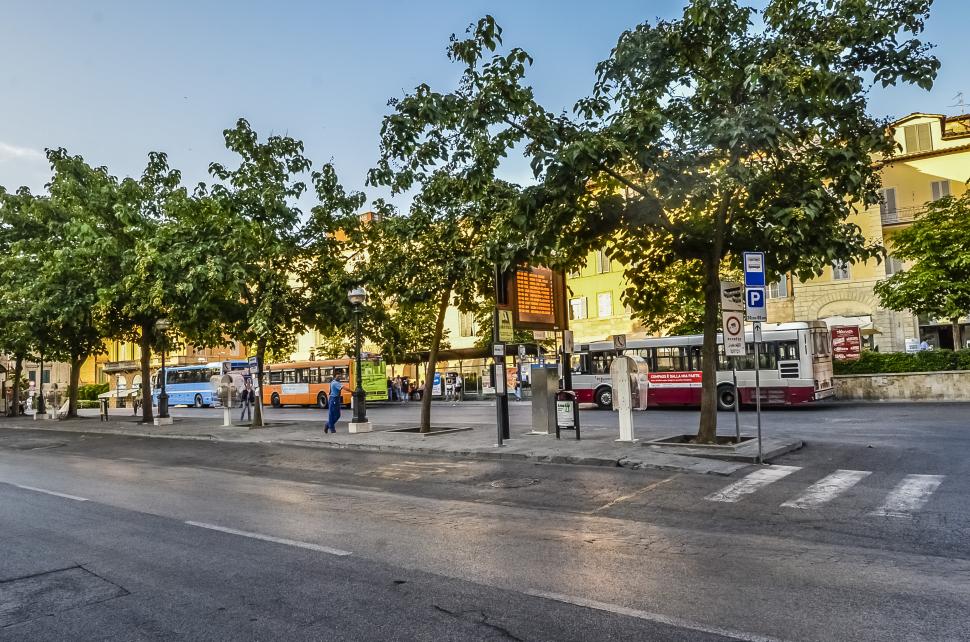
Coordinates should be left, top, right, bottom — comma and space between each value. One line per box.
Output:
832, 260, 850, 281
879, 187, 897, 224
767, 275, 787, 299
459, 310, 476, 337
597, 292, 613, 318
931, 180, 950, 201
569, 297, 588, 320
595, 249, 611, 274
885, 255, 904, 276
902, 123, 933, 153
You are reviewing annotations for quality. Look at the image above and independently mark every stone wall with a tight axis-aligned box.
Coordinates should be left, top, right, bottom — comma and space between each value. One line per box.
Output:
834, 371, 970, 401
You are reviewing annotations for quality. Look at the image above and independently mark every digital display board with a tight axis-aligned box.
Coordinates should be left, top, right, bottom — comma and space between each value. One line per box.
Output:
514, 266, 557, 329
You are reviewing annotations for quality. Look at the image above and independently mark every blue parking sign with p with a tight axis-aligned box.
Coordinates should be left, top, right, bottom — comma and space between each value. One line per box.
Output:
747, 288, 764, 308
746, 286, 767, 321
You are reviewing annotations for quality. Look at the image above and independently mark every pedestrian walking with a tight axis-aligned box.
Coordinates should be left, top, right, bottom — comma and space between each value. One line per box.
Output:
393, 375, 403, 402
453, 374, 463, 406
240, 380, 254, 421
326, 376, 344, 433
514, 372, 522, 401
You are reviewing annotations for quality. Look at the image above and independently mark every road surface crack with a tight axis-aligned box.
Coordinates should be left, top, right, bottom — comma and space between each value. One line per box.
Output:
432, 604, 524, 641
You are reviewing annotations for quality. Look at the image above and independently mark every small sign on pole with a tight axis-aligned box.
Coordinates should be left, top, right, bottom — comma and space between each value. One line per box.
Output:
722, 311, 745, 357
613, 334, 627, 350
743, 252, 766, 286
493, 344, 506, 357
720, 281, 744, 311
746, 287, 767, 322
498, 309, 514, 343
753, 320, 764, 464
562, 330, 574, 354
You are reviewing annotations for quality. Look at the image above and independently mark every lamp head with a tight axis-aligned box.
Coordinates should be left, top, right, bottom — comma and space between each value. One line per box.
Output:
347, 287, 367, 306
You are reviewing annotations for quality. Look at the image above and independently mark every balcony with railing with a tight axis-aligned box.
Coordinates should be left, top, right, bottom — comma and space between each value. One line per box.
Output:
880, 205, 928, 226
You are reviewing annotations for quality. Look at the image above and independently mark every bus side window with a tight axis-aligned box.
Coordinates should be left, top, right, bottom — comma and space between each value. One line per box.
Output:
320, 367, 334, 383
334, 367, 349, 381
778, 340, 798, 361
269, 370, 283, 385
655, 347, 686, 372
296, 368, 309, 384
688, 346, 703, 371
308, 368, 319, 384
282, 369, 296, 384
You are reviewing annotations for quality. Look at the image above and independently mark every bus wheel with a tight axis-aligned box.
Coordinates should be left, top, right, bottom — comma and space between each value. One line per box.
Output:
193, 394, 204, 408
317, 392, 328, 409
717, 385, 737, 411
271, 393, 281, 408
595, 387, 612, 409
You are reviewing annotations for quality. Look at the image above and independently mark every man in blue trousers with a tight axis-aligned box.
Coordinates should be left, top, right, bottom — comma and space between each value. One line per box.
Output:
325, 376, 344, 433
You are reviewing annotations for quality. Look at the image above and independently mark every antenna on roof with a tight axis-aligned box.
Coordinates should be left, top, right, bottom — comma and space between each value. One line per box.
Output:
949, 91, 966, 113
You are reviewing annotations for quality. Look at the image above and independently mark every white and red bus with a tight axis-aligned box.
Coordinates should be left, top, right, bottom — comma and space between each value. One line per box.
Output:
570, 321, 834, 410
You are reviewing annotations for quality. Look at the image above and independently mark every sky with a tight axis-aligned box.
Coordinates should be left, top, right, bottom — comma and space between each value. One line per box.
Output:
1, 0, 967, 205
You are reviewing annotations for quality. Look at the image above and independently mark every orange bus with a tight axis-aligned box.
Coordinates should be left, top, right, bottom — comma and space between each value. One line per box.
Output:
261, 358, 388, 409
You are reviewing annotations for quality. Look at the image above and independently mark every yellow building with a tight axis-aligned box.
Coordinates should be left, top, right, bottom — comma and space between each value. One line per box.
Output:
771, 112, 970, 351
564, 247, 644, 343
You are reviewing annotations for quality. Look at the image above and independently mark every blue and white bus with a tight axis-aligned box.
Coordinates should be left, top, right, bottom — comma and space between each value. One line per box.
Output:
152, 364, 221, 408
151, 361, 251, 408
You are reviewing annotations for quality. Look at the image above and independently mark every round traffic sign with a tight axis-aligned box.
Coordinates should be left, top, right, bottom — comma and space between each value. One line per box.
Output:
725, 316, 742, 335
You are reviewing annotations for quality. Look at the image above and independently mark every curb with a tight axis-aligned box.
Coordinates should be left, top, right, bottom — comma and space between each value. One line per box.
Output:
1, 422, 748, 476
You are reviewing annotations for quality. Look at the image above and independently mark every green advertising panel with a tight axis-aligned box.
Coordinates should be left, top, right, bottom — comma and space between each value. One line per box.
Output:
360, 360, 388, 401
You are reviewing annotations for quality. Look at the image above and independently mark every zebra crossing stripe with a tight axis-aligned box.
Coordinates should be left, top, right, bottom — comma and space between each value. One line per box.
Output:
705, 465, 801, 503
781, 469, 871, 509
870, 474, 944, 517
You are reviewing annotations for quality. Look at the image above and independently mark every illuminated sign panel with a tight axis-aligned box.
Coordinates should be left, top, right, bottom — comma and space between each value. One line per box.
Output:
512, 266, 565, 330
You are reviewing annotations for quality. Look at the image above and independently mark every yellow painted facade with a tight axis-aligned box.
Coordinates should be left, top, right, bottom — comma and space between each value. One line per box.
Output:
564, 248, 643, 343
777, 112, 970, 351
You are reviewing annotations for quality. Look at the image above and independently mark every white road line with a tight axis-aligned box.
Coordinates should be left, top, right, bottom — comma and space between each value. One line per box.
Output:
781, 469, 871, 509
10, 483, 89, 502
704, 465, 801, 503
185, 521, 352, 556
526, 590, 791, 642
870, 474, 945, 518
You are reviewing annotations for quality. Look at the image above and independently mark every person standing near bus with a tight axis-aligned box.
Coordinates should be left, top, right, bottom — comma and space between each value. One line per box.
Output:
240, 380, 254, 421
326, 376, 343, 433
453, 374, 463, 406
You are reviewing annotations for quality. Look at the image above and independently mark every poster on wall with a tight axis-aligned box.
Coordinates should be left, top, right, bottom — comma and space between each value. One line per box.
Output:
831, 326, 862, 360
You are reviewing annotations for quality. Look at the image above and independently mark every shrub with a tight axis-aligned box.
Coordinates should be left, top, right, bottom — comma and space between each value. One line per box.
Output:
76, 383, 110, 400
834, 349, 970, 375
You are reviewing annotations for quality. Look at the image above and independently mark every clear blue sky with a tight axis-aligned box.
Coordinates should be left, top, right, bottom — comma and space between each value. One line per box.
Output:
1, 0, 967, 203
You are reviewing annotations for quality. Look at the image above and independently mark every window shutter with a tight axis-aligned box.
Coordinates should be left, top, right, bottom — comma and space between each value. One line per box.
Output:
917, 123, 932, 151
904, 125, 918, 153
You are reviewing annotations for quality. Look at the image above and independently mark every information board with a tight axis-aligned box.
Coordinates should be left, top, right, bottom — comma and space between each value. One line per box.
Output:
514, 266, 556, 328
831, 326, 862, 361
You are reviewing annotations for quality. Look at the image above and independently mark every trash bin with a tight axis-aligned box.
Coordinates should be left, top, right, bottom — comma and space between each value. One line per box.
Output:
555, 390, 580, 440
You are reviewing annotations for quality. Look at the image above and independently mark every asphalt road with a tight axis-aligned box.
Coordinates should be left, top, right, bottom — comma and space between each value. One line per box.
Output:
1, 402, 968, 641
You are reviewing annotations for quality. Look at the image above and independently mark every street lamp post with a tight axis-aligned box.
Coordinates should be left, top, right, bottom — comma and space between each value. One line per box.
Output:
35, 351, 47, 418
155, 318, 172, 425
347, 287, 372, 433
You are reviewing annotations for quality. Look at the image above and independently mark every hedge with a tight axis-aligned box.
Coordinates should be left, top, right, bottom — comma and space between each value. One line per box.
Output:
834, 349, 970, 375
77, 383, 109, 400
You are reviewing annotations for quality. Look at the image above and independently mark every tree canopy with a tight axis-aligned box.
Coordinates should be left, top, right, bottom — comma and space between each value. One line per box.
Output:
875, 191, 970, 349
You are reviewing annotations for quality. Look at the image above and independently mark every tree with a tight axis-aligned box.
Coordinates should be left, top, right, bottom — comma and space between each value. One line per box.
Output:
874, 192, 970, 350
516, 0, 939, 441
100, 152, 188, 423
36, 150, 119, 418
206, 119, 350, 426
366, 17, 546, 432
0, 187, 42, 416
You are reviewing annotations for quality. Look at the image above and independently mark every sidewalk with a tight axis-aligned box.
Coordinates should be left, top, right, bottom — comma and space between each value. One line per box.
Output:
0, 410, 803, 476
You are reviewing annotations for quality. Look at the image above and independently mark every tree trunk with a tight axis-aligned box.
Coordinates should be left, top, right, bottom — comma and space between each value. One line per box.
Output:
951, 317, 963, 351
696, 256, 721, 443
252, 338, 267, 428
67, 354, 82, 418
11, 354, 24, 417
420, 288, 451, 433
139, 323, 154, 424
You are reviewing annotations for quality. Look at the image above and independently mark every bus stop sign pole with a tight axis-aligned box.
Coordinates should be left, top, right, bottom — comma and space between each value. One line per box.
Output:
754, 321, 763, 464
